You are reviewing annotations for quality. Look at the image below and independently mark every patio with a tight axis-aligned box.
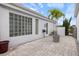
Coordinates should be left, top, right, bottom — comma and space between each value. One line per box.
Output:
4, 36, 78, 56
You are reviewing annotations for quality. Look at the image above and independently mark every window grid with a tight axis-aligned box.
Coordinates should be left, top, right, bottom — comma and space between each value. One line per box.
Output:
9, 13, 32, 37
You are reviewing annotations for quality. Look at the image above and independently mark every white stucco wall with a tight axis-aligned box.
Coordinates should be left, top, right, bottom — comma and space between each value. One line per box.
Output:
0, 6, 9, 41
0, 5, 53, 48
77, 11, 79, 42
57, 27, 65, 37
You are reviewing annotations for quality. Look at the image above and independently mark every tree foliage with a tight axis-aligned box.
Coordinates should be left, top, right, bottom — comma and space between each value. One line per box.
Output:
48, 9, 65, 20
63, 17, 72, 35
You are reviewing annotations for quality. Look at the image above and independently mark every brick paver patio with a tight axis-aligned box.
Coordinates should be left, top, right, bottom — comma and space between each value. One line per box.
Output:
6, 36, 78, 56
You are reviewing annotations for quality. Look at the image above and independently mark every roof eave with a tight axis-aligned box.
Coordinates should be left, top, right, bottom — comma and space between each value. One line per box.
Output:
74, 3, 79, 17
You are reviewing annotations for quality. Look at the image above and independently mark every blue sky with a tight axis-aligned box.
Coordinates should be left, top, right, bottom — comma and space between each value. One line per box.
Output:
22, 3, 76, 25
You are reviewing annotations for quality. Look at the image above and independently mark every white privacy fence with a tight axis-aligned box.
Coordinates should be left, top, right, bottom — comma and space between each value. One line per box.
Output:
57, 27, 65, 37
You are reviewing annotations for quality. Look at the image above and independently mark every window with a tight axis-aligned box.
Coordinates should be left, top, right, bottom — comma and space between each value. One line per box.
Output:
35, 19, 39, 34
46, 23, 48, 34
9, 13, 32, 37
